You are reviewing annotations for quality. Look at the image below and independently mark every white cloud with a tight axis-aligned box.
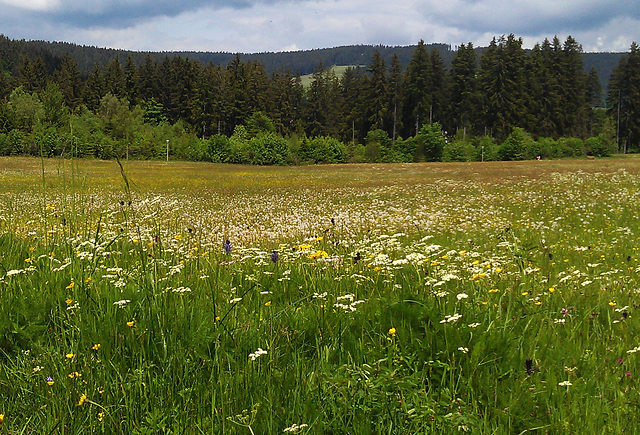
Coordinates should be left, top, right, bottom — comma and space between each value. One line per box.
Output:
0, 0, 637, 53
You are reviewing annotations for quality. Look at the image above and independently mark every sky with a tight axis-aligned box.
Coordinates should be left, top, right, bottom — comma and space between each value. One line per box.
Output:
0, 0, 638, 54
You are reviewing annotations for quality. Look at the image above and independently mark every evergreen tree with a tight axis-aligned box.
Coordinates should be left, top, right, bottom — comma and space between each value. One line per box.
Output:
224, 54, 250, 133
82, 63, 105, 112
427, 48, 448, 127
246, 60, 271, 116
478, 35, 527, 139
270, 70, 304, 136
607, 42, 640, 152
137, 54, 158, 103
402, 40, 430, 137
124, 54, 138, 104
55, 55, 82, 110
388, 54, 403, 143
104, 57, 125, 98
365, 50, 388, 132
19, 56, 47, 93
560, 36, 589, 137
449, 42, 478, 136
339, 66, 366, 143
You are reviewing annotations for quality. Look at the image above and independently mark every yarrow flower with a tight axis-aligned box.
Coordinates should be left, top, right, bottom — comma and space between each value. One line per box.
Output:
283, 423, 309, 433
440, 313, 462, 324
249, 348, 268, 361
558, 380, 572, 387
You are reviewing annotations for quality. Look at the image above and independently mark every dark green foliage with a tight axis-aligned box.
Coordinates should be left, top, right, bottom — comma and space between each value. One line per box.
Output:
414, 122, 446, 162
607, 42, 640, 152
0, 33, 631, 162
498, 127, 533, 161
442, 138, 475, 162
207, 134, 231, 162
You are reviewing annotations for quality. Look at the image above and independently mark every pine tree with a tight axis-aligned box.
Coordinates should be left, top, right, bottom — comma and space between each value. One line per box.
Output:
104, 57, 125, 98
402, 40, 430, 137
560, 36, 588, 137
427, 48, 448, 127
55, 55, 82, 110
478, 35, 527, 139
449, 42, 478, 136
365, 50, 388, 132
124, 54, 138, 104
388, 54, 404, 142
82, 63, 105, 112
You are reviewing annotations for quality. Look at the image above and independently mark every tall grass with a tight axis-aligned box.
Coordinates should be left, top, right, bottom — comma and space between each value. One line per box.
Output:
1, 156, 640, 433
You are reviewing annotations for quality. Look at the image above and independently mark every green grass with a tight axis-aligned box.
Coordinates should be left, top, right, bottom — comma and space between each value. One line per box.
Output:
1, 156, 640, 433
298, 65, 365, 88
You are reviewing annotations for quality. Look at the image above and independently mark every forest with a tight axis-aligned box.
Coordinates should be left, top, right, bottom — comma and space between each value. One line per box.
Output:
0, 33, 639, 164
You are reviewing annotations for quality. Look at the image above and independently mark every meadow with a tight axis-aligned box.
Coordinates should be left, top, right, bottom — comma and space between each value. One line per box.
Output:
1, 156, 640, 434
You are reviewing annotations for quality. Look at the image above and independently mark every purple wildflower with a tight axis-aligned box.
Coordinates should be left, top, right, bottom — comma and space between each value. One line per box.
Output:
271, 250, 279, 263
224, 239, 232, 255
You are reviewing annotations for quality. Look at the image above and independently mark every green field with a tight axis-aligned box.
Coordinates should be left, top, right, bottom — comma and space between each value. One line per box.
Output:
2, 156, 640, 433
298, 65, 364, 87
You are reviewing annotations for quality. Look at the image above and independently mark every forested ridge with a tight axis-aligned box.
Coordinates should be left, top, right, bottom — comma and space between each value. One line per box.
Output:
0, 33, 638, 164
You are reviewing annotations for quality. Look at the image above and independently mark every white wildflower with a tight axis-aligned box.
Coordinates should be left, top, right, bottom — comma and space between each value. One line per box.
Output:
249, 348, 267, 361
113, 299, 131, 308
440, 313, 462, 324
283, 423, 309, 433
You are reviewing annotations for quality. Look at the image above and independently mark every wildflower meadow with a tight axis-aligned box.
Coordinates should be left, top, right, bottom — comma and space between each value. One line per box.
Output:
1, 156, 640, 433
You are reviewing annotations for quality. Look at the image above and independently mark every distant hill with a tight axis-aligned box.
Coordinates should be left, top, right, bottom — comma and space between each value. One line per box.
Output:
0, 34, 625, 89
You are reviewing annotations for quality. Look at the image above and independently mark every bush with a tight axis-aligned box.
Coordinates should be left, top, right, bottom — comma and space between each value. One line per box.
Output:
556, 137, 584, 157
585, 136, 615, 157
472, 136, 498, 161
498, 127, 533, 161
415, 123, 446, 162
443, 139, 474, 162
207, 134, 231, 162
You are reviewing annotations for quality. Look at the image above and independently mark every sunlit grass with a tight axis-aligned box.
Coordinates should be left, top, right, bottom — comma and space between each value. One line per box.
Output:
1, 156, 640, 433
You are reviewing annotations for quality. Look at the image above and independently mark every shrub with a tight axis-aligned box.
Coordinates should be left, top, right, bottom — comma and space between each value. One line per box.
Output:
415, 123, 446, 162
207, 134, 231, 162
498, 127, 533, 161
443, 139, 475, 162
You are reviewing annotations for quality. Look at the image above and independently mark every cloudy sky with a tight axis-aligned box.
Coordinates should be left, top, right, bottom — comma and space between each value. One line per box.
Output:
1, 0, 638, 53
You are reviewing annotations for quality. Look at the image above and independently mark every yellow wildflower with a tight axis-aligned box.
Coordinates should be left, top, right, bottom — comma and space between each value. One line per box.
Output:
91, 343, 101, 351
264, 301, 272, 306
66, 353, 74, 359
77, 393, 87, 406
66, 282, 75, 290
388, 327, 396, 336
127, 320, 135, 327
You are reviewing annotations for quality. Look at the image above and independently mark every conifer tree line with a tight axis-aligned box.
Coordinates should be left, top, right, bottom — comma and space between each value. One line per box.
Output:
0, 34, 637, 163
